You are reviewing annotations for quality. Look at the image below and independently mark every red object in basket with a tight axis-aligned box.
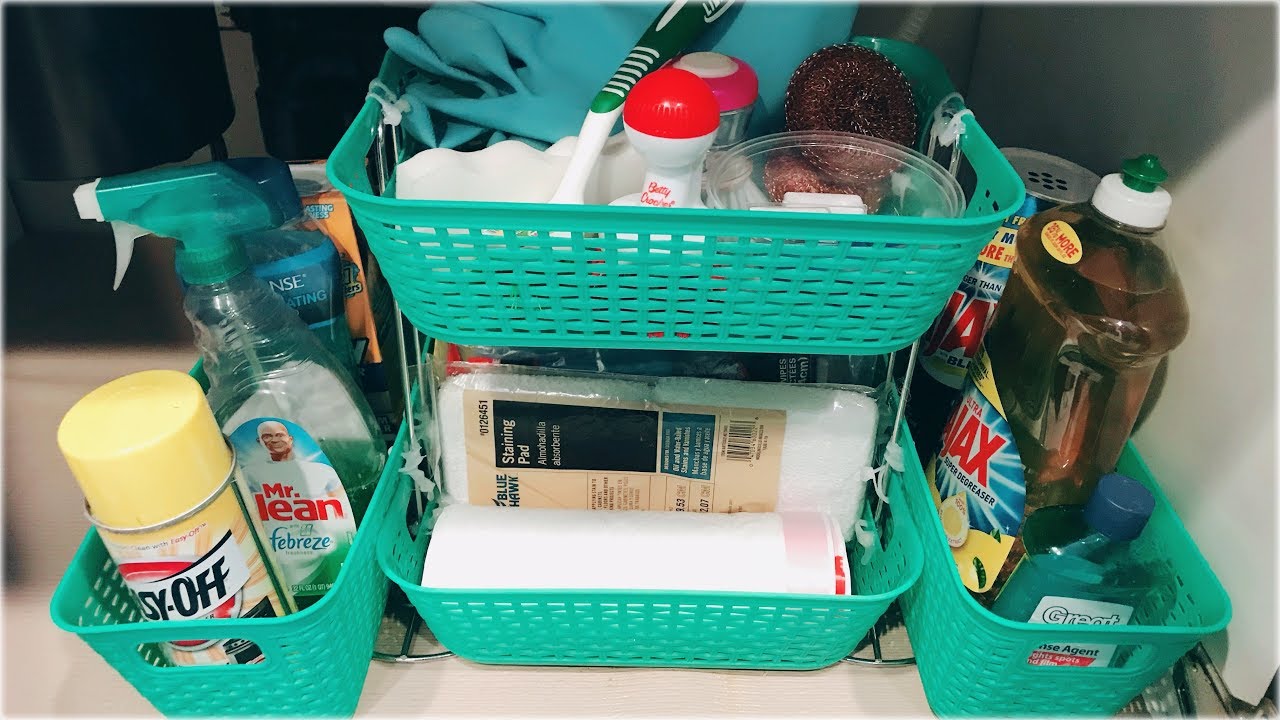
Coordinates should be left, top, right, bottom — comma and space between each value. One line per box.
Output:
623, 68, 720, 139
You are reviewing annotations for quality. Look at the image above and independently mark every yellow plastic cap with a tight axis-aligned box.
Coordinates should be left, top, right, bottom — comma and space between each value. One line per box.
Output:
57, 370, 231, 529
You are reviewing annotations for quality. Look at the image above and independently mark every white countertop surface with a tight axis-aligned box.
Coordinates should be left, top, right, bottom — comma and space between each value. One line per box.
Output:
3, 346, 933, 717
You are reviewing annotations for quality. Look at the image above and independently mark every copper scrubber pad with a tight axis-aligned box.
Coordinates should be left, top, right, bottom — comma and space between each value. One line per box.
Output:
763, 152, 886, 212
775, 45, 919, 206
785, 44, 918, 148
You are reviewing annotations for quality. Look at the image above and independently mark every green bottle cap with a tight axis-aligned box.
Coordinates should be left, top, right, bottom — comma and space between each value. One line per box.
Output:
1121, 154, 1168, 193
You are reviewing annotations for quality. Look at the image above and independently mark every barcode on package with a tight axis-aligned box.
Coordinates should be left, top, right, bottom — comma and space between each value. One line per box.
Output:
724, 419, 760, 461
466, 388, 786, 514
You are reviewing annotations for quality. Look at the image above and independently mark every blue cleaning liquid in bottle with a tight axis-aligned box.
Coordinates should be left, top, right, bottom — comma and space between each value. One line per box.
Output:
225, 158, 358, 375
992, 473, 1165, 667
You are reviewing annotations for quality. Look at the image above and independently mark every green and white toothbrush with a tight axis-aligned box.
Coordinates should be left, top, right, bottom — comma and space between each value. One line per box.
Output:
549, 0, 736, 204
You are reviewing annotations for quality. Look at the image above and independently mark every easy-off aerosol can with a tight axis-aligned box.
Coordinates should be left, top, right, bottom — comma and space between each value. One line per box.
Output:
58, 370, 292, 666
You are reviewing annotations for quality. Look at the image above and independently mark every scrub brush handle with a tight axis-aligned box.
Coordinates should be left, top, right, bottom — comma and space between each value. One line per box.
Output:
552, 0, 734, 204
590, 0, 736, 114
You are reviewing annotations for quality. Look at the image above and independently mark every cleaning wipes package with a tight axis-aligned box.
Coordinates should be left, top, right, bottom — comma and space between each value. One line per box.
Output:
438, 367, 879, 539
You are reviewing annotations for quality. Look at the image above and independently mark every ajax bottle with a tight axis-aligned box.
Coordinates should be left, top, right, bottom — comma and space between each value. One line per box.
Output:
75, 162, 387, 609
907, 149, 1101, 463
992, 473, 1165, 668
929, 154, 1188, 598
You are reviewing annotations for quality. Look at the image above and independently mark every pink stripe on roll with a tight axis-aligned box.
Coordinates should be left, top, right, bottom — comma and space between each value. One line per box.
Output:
779, 512, 847, 595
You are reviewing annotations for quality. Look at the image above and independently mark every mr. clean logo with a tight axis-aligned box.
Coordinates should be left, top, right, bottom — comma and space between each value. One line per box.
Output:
120, 532, 250, 650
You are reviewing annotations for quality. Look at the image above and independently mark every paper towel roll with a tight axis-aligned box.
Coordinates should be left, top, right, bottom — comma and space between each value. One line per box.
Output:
438, 370, 878, 539
422, 504, 851, 595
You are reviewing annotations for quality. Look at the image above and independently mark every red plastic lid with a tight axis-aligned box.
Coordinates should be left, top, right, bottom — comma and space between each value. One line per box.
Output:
623, 68, 720, 139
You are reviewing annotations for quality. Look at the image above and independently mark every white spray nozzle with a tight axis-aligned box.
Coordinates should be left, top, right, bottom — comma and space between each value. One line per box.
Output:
75, 179, 151, 291
73, 180, 104, 221
110, 223, 152, 290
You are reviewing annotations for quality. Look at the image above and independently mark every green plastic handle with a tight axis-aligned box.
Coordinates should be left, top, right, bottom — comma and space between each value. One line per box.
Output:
589, 0, 736, 113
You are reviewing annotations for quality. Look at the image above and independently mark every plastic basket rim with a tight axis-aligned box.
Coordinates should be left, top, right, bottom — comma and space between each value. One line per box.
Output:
908, 436, 1232, 637
326, 35, 1020, 233
377, 460, 923, 611
48, 418, 407, 639
328, 104, 1002, 232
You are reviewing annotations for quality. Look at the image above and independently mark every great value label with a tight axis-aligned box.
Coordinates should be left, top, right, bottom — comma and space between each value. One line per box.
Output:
1025, 596, 1134, 667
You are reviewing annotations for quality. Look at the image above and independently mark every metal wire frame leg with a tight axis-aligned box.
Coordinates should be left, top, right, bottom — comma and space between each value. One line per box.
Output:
366, 117, 453, 664
842, 600, 915, 667
842, 340, 920, 667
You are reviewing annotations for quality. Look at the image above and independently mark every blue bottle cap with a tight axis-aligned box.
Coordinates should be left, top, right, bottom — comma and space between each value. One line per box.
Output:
1084, 473, 1156, 541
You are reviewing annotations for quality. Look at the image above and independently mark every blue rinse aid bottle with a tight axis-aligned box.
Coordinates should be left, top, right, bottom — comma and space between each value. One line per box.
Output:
74, 161, 387, 610
992, 473, 1166, 668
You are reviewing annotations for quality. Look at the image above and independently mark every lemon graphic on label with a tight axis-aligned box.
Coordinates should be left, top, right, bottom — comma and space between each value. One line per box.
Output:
951, 531, 1009, 592
939, 494, 968, 547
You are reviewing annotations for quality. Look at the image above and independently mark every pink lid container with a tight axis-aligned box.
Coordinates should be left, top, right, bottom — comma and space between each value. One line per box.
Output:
672, 52, 759, 112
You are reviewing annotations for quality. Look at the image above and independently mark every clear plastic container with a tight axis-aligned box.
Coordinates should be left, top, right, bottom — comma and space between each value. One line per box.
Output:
704, 130, 964, 218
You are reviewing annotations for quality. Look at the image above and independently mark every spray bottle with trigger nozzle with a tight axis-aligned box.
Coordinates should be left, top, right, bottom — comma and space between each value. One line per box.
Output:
74, 161, 388, 610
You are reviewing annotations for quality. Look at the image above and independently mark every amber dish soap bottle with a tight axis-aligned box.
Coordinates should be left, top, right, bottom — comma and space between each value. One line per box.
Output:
929, 154, 1188, 599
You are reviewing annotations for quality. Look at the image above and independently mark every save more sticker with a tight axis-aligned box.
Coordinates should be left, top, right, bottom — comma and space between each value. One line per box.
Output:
1041, 220, 1083, 265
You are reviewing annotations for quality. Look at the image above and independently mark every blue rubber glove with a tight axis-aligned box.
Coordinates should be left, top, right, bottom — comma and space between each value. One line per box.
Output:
384, 3, 857, 149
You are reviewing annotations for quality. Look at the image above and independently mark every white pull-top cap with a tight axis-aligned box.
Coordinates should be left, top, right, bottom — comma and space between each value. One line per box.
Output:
1090, 154, 1172, 229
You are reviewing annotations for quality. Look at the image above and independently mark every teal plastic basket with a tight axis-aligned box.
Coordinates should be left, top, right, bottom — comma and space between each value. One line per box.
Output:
48, 407, 403, 716
899, 430, 1232, 716
376, 424, 923, 670
328, 37, 1025, 355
